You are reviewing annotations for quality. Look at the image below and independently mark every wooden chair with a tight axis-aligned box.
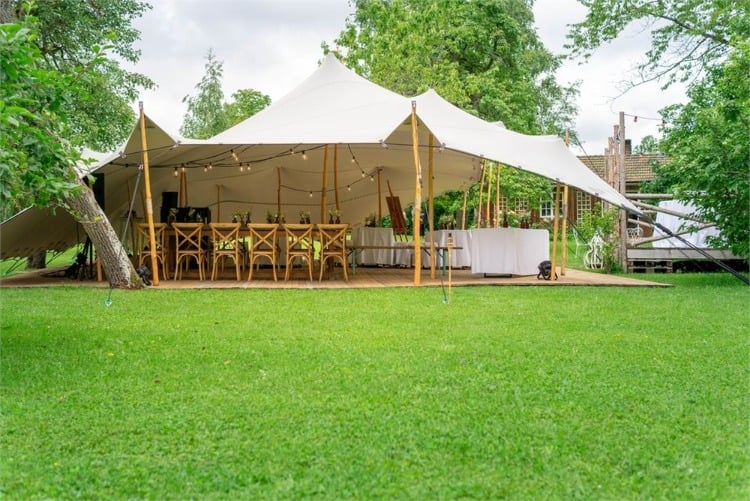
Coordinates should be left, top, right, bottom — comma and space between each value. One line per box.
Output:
318, 223, 349, 281
209, 222, 242, 280
247, 223, 278, 281
172, 222, 207, 280
135, 222, 170, 280
282, 223, 314, 281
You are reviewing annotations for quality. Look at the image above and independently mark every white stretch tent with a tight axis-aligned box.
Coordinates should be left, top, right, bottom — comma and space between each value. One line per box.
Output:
1, 53, 638, 260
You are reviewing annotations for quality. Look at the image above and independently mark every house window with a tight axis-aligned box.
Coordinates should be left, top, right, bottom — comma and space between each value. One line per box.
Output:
514, 198, 529, 213
576, 191, 592, 222
539, 199, 553, 218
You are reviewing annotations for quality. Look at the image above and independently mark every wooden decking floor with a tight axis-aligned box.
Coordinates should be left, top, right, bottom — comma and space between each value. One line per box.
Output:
0, 265, 670, 289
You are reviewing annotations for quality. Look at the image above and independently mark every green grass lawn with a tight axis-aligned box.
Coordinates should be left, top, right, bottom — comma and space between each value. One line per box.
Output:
1, 274, 748, 499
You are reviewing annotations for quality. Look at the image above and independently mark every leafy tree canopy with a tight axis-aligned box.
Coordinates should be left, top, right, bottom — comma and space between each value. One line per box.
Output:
658, 41, 750, 257
566, 0, 748, 89
180, 50, 271, 139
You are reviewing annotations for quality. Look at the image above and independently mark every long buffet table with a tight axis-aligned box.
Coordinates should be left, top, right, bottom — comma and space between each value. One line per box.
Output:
469, 227, 549, 275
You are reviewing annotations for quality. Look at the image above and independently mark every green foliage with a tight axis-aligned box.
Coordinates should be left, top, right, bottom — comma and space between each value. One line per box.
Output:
658, 41, 750, 258
0, 14, 82, 216
180, 51, 271, 139
575, 203, 620, 271
633, 134, 659, 154
1, 280, 748, 498
331, 0, 577, 135
24, 0, 154, 151
567, 0, 747, 87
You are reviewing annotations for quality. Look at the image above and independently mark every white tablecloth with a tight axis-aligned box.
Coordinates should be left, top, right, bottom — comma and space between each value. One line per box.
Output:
470, 228, 549, 275
351, 227, 394, 265
422, 230, 472, 268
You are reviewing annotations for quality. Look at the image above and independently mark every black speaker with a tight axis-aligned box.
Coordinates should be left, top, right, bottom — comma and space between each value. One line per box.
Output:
92, 173, 105, 210
160, 191, 178, 222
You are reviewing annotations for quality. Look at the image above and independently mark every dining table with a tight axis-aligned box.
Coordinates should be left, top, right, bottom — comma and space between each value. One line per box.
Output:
350, 227, 395, 266
469, 227, 549, 276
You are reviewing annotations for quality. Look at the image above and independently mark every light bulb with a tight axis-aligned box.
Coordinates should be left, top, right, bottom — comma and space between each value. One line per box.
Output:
231, 150, 239, 161
350, 156, 356, 164
309, 191, 313, 198
369, 175, 374, 182
208, 163, 213, 170
347, 185, 351, 192
239, 165, 245, 173
203, 166, 208, 173
173, 167, 178, 177
302, 151, 308, 160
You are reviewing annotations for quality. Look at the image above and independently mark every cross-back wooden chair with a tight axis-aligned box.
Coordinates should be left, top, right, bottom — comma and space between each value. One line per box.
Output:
172, 222, 207, 280
247, 223, 278, 281
282, 223, 314, 281
135, 222, 170, 280
209, 222, 242, 280
317, 223, 349, 281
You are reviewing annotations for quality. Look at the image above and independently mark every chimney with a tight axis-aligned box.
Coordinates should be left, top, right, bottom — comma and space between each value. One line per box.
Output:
625, 139, 632, 156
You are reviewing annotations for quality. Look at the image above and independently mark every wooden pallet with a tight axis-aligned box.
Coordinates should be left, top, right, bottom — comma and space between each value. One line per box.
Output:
628, 260, 673, 273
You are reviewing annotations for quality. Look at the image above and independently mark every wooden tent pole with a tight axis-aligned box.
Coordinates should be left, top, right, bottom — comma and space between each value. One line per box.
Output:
377, 168, 382, 223
276, 167, 281, 218
485, 164, 492, 227
428, 134, 436, 279
495, 164, 501, 227
138, 102, 159, 286
561, 131, 570, 276
477, 160, 486, 227
320, 145, 329, 221
550, 182, 561, 281
410, 101, 422, 286
179, 169, 188, 207
461, 190, 468, 230
333, 144, 339, 210
216, 185, 222, 222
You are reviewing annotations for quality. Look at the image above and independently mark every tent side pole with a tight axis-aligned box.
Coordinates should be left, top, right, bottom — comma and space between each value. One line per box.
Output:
410, 101, 422, 286
550, 182, 561, 281
277, 167, 281, 218
428, 134, 435, 279
485, 164, 492, 227
461, 190, 468, 230
495, 164, 501, 227
377, 168, 382, 223
561, 184, 569, 275
333, 144, 339, 210
477, 160, 487, 228
320, 145, 329, 222
138, 102, 159, 286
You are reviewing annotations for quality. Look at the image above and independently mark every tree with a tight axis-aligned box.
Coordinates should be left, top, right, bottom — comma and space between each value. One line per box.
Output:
180, 51, 271, 139
567, 0, 749, 258
2, 1, 154, 287
633, 135, 659, 154
658, 41, 750, 257
329, 0, 570, 224
567, 0, 747, 88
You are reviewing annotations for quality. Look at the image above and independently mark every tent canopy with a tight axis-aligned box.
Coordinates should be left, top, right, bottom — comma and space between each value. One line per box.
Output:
1, 53, 638, 260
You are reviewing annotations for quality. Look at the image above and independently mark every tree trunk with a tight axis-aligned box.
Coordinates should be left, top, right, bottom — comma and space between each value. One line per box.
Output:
26, 251, 46, 269
65, 178, 143, 289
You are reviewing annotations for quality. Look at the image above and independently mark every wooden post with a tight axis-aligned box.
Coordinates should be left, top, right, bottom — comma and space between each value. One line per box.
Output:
461, 190, 468, 230
550, 182, 561, 281
333, 144, 340, 211
179, 168, 188, 207
276, 167, 281, 218
485, 164, 492, 227
428, 134, 436, 279
377, 168, 382, 223
410, 101, 422, 286
320, 145, 329, 221
216, 185, 222, 222
561, 130, 570, 276
618, 111, 628, 271
138, 102, 159, 286
477, 160, 487, 228
495, 163, 501, 227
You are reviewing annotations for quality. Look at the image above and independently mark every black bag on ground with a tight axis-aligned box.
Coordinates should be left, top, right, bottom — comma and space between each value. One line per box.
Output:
537, 260, 556, 280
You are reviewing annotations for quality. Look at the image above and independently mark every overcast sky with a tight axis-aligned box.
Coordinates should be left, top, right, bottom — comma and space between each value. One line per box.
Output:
126, 0, 686, 155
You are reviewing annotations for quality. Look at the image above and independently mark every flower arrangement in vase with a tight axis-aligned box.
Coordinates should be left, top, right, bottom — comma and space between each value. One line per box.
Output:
328, 208, 341, 224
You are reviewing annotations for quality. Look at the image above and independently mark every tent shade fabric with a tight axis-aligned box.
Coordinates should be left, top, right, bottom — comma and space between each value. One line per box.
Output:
1, 53, 639, 260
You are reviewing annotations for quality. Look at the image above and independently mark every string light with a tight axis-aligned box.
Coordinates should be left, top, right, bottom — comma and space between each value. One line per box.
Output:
231, 150, 239, 161
173, 167, 178, 177
208, 162, 213, 170
302, 151, 308, 160
350, 156, 356, 164
239, 164, 245, 173
369, 174, 374, 182
203, 165, 208, 173
347, 185, 351, 192
308, 191, 313, 198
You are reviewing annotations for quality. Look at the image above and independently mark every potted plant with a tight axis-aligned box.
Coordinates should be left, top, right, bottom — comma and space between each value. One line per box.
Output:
438, 214, 453, 230
167, 207, 178, 225
365, 213, 377, 227
328, 208, 341, 224
299, 211, 311, 224
244, 210, 251, 224
232, 211, 243, 224
266, 211, 274, 223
